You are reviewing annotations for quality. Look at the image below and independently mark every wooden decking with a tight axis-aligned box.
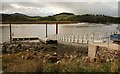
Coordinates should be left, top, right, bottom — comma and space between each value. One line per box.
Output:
91, 42, 119, 50
12, 37, 40, 42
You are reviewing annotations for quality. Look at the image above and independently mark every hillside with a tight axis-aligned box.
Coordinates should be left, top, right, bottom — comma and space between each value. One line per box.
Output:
1, 12, 120, 24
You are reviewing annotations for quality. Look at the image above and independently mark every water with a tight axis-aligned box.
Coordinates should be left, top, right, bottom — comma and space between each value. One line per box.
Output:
0, 23, 118, 43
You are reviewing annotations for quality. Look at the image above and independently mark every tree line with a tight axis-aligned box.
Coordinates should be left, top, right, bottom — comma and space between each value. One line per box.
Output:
1, 12, 120, 24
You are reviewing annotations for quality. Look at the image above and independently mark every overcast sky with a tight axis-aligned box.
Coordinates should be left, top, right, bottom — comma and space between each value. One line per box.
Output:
1, 0, 120, 17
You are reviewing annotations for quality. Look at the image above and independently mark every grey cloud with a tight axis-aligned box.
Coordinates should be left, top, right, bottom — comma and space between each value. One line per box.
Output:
12, 2, 48, 8
118, 1, 120, 17
1, 2, 13, 11
47, 2, 118, 16
2, 0, 120, 2
1, 2, 118, 17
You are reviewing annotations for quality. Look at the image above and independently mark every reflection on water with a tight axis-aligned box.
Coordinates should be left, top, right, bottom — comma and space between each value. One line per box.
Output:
0, 23, 118, 43
59, 24, 118, 35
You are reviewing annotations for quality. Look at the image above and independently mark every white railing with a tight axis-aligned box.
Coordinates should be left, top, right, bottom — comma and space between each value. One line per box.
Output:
48, 31, 119, 44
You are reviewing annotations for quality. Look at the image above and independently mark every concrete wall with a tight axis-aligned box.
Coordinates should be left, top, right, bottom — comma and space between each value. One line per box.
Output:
88, 44, 97, 60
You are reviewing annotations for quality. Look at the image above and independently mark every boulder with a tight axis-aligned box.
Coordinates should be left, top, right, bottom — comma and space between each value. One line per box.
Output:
46, 40, 58, 44
48, 56, 58, 63
48, 52, 58, 63
17, 44, 22, 49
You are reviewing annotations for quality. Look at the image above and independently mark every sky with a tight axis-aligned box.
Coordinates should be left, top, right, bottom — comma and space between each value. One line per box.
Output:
1, 0, 120, 17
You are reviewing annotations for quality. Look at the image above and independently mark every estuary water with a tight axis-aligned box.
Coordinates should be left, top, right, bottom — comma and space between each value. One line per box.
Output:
0, 23, 118, 43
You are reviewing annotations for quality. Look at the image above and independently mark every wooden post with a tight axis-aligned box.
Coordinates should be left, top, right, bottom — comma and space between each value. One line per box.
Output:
9, 23, 12, 42
46, 23, 48, 38
56, 23, 58, 34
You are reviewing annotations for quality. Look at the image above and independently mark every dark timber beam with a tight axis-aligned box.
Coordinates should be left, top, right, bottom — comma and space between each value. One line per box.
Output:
9, 23, 12, 42
46, 23, 48, 38
56, 23, 58, 34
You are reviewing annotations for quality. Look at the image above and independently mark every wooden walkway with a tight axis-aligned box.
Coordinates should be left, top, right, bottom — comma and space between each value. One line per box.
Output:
90, 42, 119, 50
12, 37, 40, 42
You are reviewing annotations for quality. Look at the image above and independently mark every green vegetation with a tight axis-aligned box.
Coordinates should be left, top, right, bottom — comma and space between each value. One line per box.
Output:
1, 12, 120, 24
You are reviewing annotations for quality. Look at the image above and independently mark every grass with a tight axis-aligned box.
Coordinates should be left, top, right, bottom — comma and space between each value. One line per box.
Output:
2, 54, 119, 72
2, 42, 119, 72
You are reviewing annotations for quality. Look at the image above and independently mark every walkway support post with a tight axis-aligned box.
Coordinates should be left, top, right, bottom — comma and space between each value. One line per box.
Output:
56, 23, 58, 34
46, 23, 48, 38
10, 23, 12, 43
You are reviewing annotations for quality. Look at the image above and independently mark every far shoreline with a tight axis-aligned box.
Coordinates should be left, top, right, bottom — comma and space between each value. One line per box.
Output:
1, 21, 119, 25
1, 21, 78, 24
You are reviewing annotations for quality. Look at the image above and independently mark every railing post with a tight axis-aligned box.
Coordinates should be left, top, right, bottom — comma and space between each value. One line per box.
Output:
82, 35, 84, 44
64, 35, 65, 41
66, 36, 68, 42
69, 35, 71, 42
77, 36, 79, 43
73, 36, 75, 43
111, 32, 113, 35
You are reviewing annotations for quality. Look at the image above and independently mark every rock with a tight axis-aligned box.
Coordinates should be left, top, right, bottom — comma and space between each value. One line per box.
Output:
110, 59, 113, 62
2, 49, 7, 53
53, 52, 57, 56
92, 57, 96, 62
40, 46, 44, 50
17, 44, 22, 49
8, 54, 10, 56
48, 52, 58, 63
26, 49, 29, 51
33, 52, 37, 56
70, 55, 73, 58
48, 56, 58, 63
100, 58, 106, 63
46, 40, 58, 44
86, 57, 90, 63
26, 54, 34, 60
96, 58, 101, 64
106, 59, 110, 62
46, 54, 50, 57
56, 61, 60, 64
22, 55, 25, 59
114, 51, 118, 55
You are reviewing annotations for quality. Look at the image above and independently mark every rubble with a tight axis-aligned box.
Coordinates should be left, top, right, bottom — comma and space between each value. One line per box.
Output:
93, 46, 120, 63
2, 41, 119, 72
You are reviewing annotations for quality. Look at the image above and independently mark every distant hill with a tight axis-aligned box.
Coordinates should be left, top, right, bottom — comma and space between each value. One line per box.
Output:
1, 12, 120, 24
1, 13, 29, 22
53, 12, 75, 21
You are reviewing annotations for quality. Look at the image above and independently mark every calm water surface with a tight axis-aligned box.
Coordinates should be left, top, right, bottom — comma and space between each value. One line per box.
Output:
0, 23, 118, 43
